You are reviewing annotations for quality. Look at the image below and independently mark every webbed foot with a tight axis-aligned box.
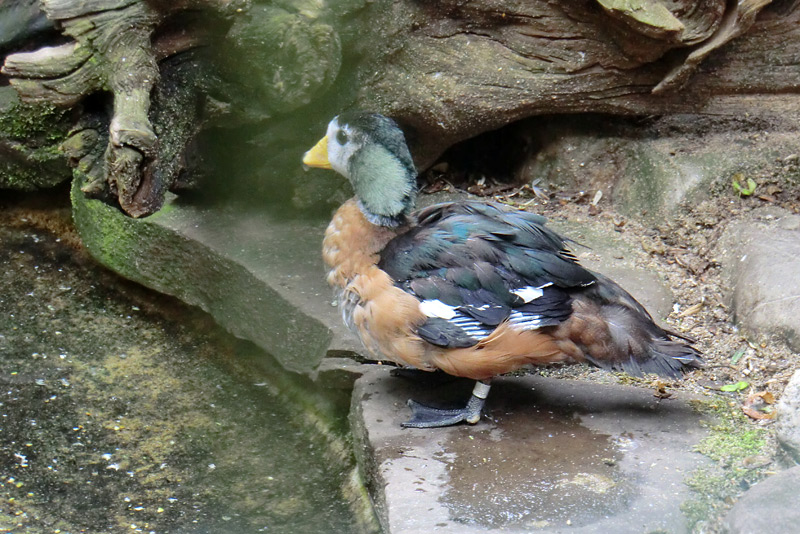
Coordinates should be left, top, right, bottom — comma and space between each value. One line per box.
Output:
401, 380, 491, 428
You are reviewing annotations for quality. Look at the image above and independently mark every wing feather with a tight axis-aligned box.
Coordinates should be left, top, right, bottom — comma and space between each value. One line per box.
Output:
379, 201, 595, 349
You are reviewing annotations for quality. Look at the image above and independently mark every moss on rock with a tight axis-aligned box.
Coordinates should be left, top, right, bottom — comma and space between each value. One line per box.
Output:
0, 87, 72, 191
682, 396, 774, 531
69, 174, 335, 374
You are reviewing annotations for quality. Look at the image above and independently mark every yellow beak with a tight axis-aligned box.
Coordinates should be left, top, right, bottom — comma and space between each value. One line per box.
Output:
302, 135, 332, 169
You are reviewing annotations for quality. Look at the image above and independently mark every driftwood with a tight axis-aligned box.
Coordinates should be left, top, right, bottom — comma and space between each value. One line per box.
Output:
354, 0, 796, 164
1, 0, 798, 216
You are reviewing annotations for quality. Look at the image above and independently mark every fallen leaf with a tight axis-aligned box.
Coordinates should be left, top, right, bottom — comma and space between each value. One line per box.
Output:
742, 405, 776, 420
652, 380, 672, 399
747, 390, 775, 404
720, 381, 749, 392
679, 300, 704, 317
742, 390, 777, 420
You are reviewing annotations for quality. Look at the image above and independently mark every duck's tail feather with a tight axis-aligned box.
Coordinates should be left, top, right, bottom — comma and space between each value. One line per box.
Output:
561, 273, 703, 379
581, 331, 703, 379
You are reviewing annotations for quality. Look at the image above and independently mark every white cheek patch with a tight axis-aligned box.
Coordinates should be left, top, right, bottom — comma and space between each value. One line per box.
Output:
419, 299, 458, 320
326, 120, 356, 177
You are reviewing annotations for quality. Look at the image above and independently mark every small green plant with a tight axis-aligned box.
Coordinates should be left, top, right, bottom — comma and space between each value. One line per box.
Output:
731, 173, 757, 196
719, 380, 749, 392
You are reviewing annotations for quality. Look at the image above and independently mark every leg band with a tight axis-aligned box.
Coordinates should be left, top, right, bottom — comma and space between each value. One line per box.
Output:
471, 380, 492, 400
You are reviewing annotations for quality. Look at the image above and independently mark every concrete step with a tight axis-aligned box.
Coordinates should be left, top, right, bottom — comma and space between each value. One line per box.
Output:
351, 367, 711, 534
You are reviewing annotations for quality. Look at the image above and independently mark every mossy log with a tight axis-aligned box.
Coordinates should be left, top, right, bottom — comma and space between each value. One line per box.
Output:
353, 0, 794, 164
1, 0, 339, 217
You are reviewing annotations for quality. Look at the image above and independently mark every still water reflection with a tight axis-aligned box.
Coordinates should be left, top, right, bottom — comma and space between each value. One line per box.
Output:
0, 210, 358, 533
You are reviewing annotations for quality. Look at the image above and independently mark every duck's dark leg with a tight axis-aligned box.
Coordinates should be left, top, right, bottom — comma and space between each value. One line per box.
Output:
390, 367, 458, 385
401, 379, 492, 428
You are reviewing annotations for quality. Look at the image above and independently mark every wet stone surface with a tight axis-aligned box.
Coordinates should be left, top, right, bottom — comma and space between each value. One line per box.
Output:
775, 369, 800, 462
70, 180, 354, 376
723, 465, 800, 534
440, 403, 630, 529
0, 217, 359, 533
351, 367, 711, 534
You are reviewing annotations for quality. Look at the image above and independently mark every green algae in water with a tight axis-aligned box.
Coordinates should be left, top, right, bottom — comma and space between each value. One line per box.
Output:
0, 220, 359, 533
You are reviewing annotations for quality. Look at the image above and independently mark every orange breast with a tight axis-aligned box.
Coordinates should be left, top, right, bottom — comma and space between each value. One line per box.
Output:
324, 201, 431, 370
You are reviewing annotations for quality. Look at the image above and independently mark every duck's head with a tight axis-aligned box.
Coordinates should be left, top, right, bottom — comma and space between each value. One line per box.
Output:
303, 112, 417, 227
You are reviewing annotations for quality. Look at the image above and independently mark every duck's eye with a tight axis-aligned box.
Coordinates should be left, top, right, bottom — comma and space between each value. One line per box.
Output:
336, 129, 348, 145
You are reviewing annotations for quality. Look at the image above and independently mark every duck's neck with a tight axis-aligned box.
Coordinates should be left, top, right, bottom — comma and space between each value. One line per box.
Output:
356, 199, 410, 228
323, 199, 406, 288
347, 147, 417, 227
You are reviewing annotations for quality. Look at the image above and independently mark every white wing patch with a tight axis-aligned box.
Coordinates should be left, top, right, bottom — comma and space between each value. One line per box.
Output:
419, 300, 492, 340
449, 313, 491, 340
419, 299, 458, 320
511, 283, 552, 303
508, 310, 543, 330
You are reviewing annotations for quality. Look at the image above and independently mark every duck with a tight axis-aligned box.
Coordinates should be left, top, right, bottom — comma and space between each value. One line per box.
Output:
303, 112, 702, 428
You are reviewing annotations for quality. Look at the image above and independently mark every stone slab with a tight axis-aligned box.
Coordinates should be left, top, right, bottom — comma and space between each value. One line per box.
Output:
71, 180, 675, 375
351, 367, 710, 534
718, 207, 800, 351
723, 466, 800, 534
71, 178, 359, 374
775, 369, 800, 462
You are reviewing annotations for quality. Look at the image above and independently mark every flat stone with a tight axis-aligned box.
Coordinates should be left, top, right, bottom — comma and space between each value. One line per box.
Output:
775, 369, 800, 462
718, 207, 800, 351
71, 178, 359, 374
351, 367, 710, 534
518, 116, 800, 223
723, 466, 800, 534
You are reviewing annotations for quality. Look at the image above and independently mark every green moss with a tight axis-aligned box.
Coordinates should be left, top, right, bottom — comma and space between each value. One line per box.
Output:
0, 89, 73, 191
596, 0, 684, 32
70, 173, 137, 271
0, 99, 71, 143
681, 396, 772, 532
691, 397, 767, 460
